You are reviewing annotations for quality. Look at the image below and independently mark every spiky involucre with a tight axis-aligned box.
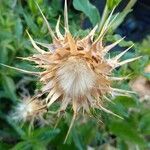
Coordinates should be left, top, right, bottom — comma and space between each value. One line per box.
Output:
23, 2, 140, 118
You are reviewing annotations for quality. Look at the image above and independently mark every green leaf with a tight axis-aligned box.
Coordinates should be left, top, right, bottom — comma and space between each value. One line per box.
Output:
0, 112, 26, 140
51, 0, 62, 13
112, 0, 137, 30
31, 127, 60, 144
27, 0, 43, 14
107, 0, 121, 10
0, 142, 11, 150
15, 17, 23, 39
108, 96, 137, 118
117, 139, 129, 150
31, 142, 47, 150
113, 96, 137, 108
98, 0, 121, 32
78, 121, 97, 144
73, 0, 100, 26
139, 113, 150, 135
109, 120, 145, 145
0, 90, 7, 98
111, 10, 131, 31
0, 48, 8, 64
11, 141, 31, 150
22, 11, 39, 35
2, 75, 17, 102
136, 36, 150, 55
72, 128, 84, 150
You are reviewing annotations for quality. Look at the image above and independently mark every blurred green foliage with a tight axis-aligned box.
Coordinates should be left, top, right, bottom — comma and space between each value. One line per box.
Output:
136, 36, 150, 55
0, 0, 150, 149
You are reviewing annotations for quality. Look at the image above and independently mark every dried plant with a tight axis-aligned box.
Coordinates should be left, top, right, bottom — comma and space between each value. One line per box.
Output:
5, 0, 141, 142
11, 95, 47, 125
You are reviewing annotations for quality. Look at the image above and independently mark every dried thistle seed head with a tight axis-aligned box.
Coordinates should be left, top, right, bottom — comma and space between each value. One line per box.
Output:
20, 2, 141, 119
22, 2, 141, 118
11, 97, 47, 123
8, 1, 141, 142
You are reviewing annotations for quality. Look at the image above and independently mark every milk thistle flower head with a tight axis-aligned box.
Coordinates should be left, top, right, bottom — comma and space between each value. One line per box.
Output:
5, 0, 140, 142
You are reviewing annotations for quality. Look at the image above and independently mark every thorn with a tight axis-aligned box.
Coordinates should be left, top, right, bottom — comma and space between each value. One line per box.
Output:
112, 44, 134, 61
16, 57, 30, 60
35, 2, 56, 40
47, 92, 61, 107
102, 7, 116, 31
64, 0, 69, 31
103, 96, 115, 104
0, 63, 40, 76
26, 30, 46, 54
86, 24, 98, 40
96, 13, 120, 44
109, 76, 129, 81
35, 41, 55, 53
117, 56, 142, 67
95, 8, 118, 44
99, 105, 123, 119
56, 16, 64, 40
64, 113, 76, 144
107, 13, 119, 28
45, 88, 56, 103
102, 37, 125, 55
110, 91, 132, 98
111, 88, 136, 94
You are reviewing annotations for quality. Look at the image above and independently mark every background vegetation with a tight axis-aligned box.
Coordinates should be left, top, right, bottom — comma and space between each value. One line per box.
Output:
0, 0, 150, 149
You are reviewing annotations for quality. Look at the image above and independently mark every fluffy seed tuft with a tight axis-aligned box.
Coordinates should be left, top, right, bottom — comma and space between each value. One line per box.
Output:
11, 97, 47, 123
